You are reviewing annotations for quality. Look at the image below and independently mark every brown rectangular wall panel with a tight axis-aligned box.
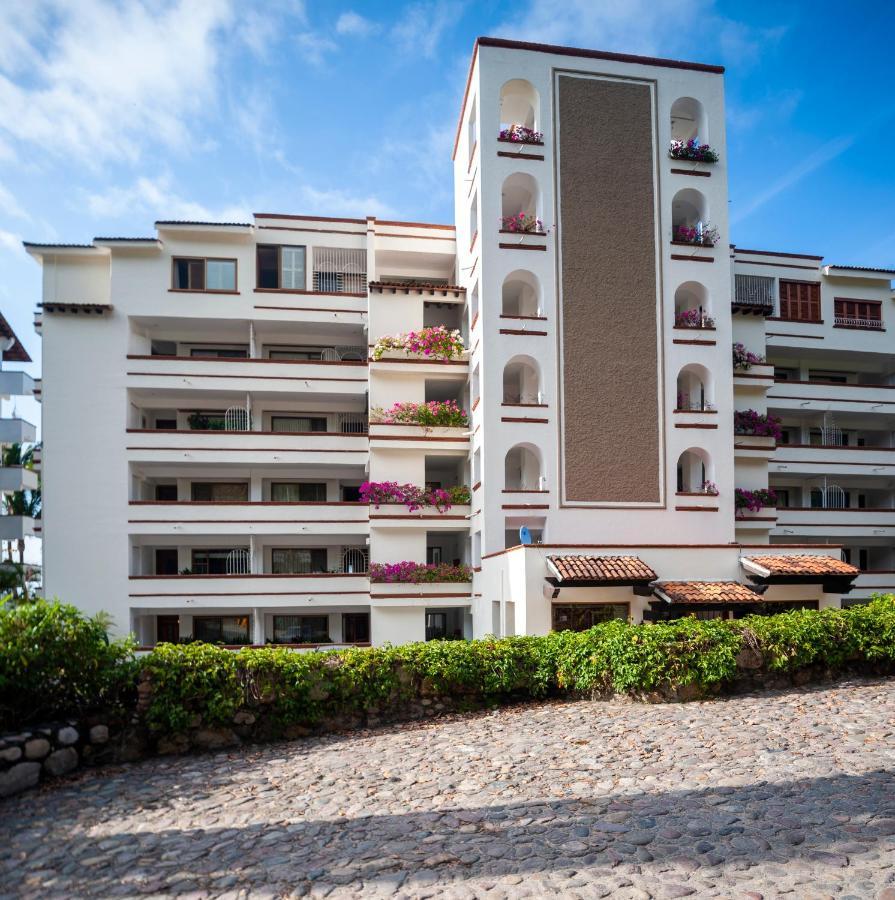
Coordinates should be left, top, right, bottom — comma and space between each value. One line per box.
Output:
557, 74, 661, 503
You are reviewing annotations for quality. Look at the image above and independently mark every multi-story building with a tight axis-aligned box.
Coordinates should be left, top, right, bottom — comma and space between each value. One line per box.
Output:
27, 37, 887, 646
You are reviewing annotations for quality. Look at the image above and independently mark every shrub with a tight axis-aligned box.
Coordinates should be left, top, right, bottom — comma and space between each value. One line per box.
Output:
370, 400, 468, 428
360, 481, 470, 512
369, 561, 473, 583
0, 600, 135, 728
734, 409, 783, 442
371, 326, 465, 362
734, 487, 778, 513
669, 139, 719, 163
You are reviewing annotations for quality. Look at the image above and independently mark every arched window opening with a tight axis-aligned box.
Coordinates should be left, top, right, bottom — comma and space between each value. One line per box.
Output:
501, 172, 542, 233
674, 281, 712, 328
503, 356, 542, 405
672, 188, 716, 246
676, 447, 714, 494
502, 270, 541, 317
670, 97, 707, 144
676, 364, 713, 412
499, 79, 541, 142
505, 444, 544, 491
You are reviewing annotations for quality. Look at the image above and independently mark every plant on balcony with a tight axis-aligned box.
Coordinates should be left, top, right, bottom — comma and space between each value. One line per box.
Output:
675, 308, 715, 329
499, 124, 543, 144
669, 139, 719, 164
370, 400, 469, 428
369, 561, 473, 583
735, 487, 778, 514
676, 391, 715, 412
732, 342, 766, 371
701, 480, 719, 496
360, 481, 471, 513
500, 212, 545, 234
187, 413, 225, 431
734, 409, 783, 442
675, 223, 720, 247
371, 326, 465, 362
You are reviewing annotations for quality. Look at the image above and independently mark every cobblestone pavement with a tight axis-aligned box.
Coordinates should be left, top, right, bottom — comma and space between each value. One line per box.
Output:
2, 679, 895, 899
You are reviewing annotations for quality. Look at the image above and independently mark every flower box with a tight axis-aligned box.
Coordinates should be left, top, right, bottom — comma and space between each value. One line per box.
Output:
371, 326, 465, 362
499, 125, 543, 145
669, 139, 719, 164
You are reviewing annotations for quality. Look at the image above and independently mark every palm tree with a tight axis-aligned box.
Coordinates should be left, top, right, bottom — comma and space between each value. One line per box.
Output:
1, 442, 40, 567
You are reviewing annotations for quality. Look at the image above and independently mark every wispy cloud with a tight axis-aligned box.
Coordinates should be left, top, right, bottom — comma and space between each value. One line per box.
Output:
298, 185, 396, 219
0, 182, 30, 222
0, 229, 25, 257
392, 1, 464, 59
295, 31, 339, 67
84, 175, 252, 223
336, 11, 380, 38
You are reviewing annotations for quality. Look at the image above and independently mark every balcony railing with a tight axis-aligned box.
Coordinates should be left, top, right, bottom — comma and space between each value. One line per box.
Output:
733, 274, 775, 311
312, 247, 367, 294
834, 315, 883, 330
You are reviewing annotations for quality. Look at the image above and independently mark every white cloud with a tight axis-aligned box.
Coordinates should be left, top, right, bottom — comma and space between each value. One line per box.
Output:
85, 175, 252, 223
0, 182, 30, 222
298, 185, 396, 218
730, 133, 854, 225
392, 1, 464, 59
336, 11, 380, 37
0, 229, 25, 257
727, 89, 802, 134
0, 0, 234, 165
295, 31, 339, 67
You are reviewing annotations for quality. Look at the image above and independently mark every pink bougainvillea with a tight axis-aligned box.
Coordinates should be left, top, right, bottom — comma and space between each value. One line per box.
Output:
370, 400, 468, 428
372, 326, 465, 362
499, 125, 543, 144
735, 488, 778, 514
734, 410, 783, 442
359, 482, 471, 513
369, 561, 473, 583
500, 212, 545, 234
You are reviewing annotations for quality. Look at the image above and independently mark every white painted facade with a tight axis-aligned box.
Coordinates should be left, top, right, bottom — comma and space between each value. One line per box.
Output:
27, 39, 890, 645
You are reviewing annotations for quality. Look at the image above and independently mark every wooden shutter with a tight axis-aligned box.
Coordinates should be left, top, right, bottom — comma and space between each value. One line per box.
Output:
779, 280, 820, 322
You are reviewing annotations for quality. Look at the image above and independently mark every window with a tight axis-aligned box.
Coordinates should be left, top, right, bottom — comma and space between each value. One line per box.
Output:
192, 548, 246, 575
155, 484, 178, 502
271, 548, 327, 574
191, 482, 249, 502
154, 418, 177, 430
267, 347, 326, 360
151, 340, 177, 356
552, 604, 628, 632
271, 415, 327, 433
343, 613, 370, 643
426, 612, 449, 641
193, 616, 250, 644
256, 244, 306, 290
774, 489, 790, 508
272, 615, 331, 644
270, 482, 326, 502
779, 280, 820, 322
341, 485, 361, 502
156, 615, 179, 644
155, 548, 179, 575
172, 257, 236, 292
808, 370, 851, 385
834, 298, 883, 328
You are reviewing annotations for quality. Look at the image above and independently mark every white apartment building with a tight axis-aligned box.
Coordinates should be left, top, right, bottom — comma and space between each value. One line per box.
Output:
27, 37, 888, 647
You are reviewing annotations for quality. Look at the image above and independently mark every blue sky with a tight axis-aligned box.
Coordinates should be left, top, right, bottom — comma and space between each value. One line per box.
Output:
1, 0, 894, 395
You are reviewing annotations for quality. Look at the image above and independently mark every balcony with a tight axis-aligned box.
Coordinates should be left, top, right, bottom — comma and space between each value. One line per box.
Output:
734, 506, 778, 531
767, 380, 895, 414
732, 274, 775, 315
833, 314, 883, 330
126, 427, 369, 466
369, 581, 473, 607
368, 503, 471, 530
368, 423, 470, 453
128, 501, 370, 536
774, 507, 895, 539
0, 371, 36, 398
128, 572, 372, 609
0, 467, 39, 493
771, 444, 895, 478
734, 435, 777, 460
733, 364, 775, 390
0, 515, 38, 541
0, 418, 37, 444
127, 353, 368, 397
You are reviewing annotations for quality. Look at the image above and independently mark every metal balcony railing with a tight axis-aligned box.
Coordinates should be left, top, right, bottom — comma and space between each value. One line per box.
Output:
339, 412, 369, 433
834, 315, 883, 329
312, 247, 367, 294
734, 274, 775, 309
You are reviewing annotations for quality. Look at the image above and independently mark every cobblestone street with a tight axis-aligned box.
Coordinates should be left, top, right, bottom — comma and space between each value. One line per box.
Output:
2, 679, 894, 899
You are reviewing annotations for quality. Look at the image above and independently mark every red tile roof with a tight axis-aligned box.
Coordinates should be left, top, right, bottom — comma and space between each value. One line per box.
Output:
547, 555, 657, 583
654, 581, 760, 605
0, 312, 31, 363
741, 555, 858, 577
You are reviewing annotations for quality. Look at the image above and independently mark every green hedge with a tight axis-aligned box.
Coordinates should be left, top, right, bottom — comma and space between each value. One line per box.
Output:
0, 600, 135, 729
3, 598, 895, 735
141, 599, 895, 734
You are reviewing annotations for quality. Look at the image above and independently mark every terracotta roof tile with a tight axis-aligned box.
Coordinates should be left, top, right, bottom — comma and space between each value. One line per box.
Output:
0, 312, 30, 363
547, 555, 657, 583
655, 581, 760, 605
742, 555, 858, 577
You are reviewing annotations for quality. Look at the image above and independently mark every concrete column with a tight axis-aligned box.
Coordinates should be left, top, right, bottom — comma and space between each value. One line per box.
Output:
252, 608, 265, 644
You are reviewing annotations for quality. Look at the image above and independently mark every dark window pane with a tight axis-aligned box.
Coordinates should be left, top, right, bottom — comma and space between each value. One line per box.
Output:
271, 548, 327, 574
271, 416, 326, 433
173, 258, 191, 289
341, 485, 361, 502
272, 615, 330, 643
342, 613, 370, 643
257, 245, 279, 288
155, 484, 178, 501
194, 616, 249, 644
155, 548, 179, 575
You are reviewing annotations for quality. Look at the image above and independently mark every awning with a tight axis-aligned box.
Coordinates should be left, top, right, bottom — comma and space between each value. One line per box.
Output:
652, 581, 762, 605
740, 555, 858, 593
546, 555, 657, 589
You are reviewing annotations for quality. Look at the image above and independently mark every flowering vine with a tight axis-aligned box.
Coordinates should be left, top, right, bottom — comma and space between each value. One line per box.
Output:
675, 308, 715, 329
370, 400, 469, 428
360, 482, 471, 513
369, 561, 473, 583
500, 212, 545, 234
499, 124, 543, 144
732, 343, 766, 371
372, 326, 465, 362
669, 139, 719, 163
734, 410, 783, 442
676, 223, 720, 246
735, 488, 778, 514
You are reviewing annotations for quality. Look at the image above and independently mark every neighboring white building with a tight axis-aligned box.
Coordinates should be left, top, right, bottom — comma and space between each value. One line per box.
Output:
27, 37, 888, 646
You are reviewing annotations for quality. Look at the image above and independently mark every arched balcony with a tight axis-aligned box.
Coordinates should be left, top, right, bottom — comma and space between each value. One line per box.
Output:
676, 447, 715, 494
502, 270, 541, 317
670, 97, 707, 144
505, 443, 544, 491
672, 188, 715, 245
676, 363, 714, 412
499, 79, 541, 143
503, 356, 542, 405
674, 281, 712, 329
501, 173, 543, 234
